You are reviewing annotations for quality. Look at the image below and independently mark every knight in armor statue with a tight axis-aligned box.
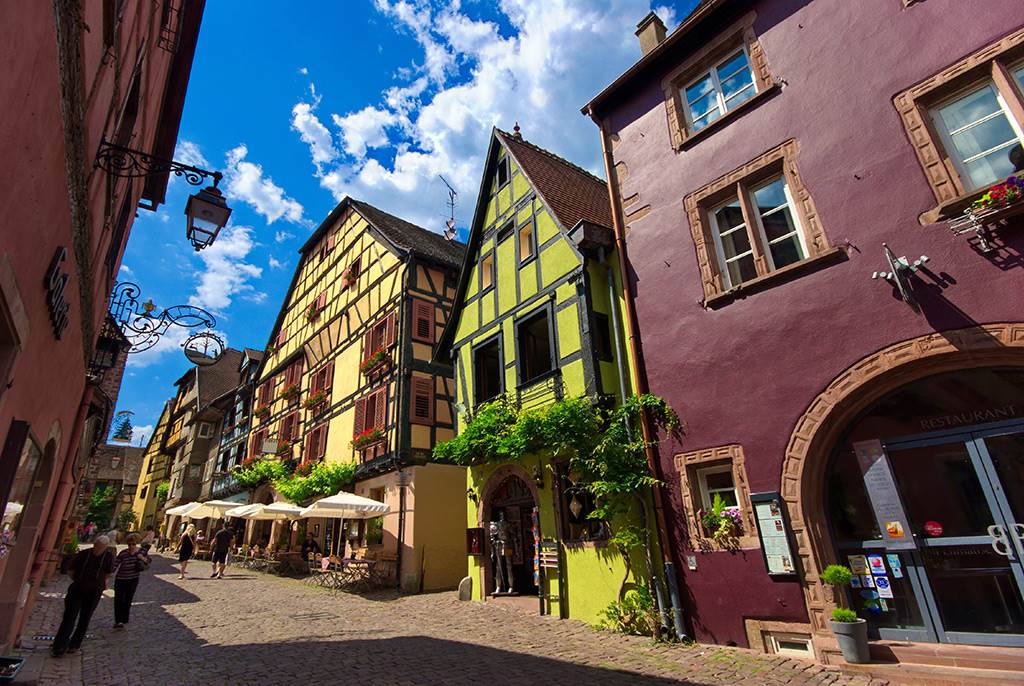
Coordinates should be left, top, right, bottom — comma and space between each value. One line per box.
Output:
488, 512, 515, 594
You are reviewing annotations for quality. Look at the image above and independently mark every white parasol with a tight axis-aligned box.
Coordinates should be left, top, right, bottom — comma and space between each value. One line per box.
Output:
298, 491, 389, 519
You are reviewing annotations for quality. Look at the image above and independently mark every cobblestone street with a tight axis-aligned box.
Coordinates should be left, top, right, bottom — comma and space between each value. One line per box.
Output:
12, 554, 886, 686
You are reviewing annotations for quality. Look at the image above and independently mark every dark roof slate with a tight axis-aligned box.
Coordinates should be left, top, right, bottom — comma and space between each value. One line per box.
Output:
196, 348, 245, 407
349, 199, 466, 268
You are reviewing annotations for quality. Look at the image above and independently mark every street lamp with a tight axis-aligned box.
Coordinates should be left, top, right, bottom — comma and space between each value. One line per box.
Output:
94, 137, 232, 250
184, 181, 231, 251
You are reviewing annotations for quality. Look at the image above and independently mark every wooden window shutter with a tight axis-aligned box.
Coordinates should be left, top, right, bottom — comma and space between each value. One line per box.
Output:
411, 377, 433, 424
278, 327, 288, 347
373, 387, 387, 430
316, 291, 327, 311
353, 396, 366, 436
326, 232, 336, 250
317, 424, 328, 458
385, 311, 397, 346
412, 299, 434, 343
325, 361, 334, 390
303, 431, 314, 462
363, 329, 374, 358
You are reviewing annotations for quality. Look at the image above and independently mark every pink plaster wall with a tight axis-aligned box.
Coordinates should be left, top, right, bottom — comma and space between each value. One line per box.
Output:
593, 0, 1024, 646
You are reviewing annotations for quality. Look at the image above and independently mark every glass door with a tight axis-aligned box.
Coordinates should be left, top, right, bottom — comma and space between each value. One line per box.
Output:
886, 427, 1024, 646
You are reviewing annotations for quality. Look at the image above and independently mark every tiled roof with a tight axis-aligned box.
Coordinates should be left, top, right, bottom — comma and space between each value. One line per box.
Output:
495, 129, 613, 230
196, 348, 245, 406
349, 199, 466, 268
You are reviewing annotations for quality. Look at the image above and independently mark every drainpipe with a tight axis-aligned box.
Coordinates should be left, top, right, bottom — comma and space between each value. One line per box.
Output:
599, 246, 668, 631
590, 113, 689, 641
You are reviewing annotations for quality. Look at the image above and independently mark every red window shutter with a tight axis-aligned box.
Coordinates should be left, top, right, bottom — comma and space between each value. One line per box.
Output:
373, 387, 387, 430
316, 291, 326, 311
412, 299, 434, 343
353, 397, 366, 437
385, 311, 397, 346
411, 377, 433, 424
278, 327, 288, 347
251, 434, 260, 457
326, 233, 336, 250
325, 361, 334, 390
317, 425, 328, 458
303, 431, 314, 462
363, 329, 374, 358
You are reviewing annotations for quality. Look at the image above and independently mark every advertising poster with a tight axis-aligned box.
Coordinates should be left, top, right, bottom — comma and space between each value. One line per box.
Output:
848, 555, 868, 575
867, 554, 886, 574
751, 494, 797, 576
853, 440, 917, 551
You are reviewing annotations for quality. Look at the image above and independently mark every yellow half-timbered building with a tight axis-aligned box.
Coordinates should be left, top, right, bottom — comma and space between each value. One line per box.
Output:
252, 197, 467, 591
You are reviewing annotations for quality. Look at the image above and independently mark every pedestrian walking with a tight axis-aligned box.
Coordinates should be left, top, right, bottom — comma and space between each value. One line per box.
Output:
177, 523, 195, 579
113, 534, 149, 629
209, 524, 233, 579
140, 526, 156, 554
51, 535, 114, 657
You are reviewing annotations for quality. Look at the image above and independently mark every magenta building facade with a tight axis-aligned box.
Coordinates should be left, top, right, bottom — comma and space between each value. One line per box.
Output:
585, 0, 1024, 667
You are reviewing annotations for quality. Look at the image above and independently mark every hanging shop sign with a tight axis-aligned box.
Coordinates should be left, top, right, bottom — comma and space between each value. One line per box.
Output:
750, 492, 797, 576
853, 440, 916, 551
44, 247, 70, 340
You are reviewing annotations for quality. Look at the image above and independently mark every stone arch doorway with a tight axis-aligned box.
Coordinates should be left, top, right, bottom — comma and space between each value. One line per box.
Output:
780, 322, 1024, 643
477, 465, 539, 598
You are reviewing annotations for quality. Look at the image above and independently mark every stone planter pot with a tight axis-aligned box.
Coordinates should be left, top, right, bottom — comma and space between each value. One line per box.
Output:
830, 618, 869, 663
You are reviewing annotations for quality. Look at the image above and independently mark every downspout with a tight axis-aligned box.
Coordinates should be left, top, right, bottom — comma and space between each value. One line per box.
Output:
394, 253, 413, 592
599, 245, 668, 631
591, 113, 689, 641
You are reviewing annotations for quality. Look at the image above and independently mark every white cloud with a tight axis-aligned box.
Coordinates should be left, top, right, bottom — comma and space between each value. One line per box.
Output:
332, 106, 397, 159
174, 140, 209, 169
189, 224, 263, 313
118, 264, 134, 277
131, 424, 154, 447
653, 5, 677, 29
301, 0, 683, 232
274, 230, 295, 243
291, 90, 339, 173
224, 144, 307, 225
298, 66, 309, 75
268, 255, 286, 269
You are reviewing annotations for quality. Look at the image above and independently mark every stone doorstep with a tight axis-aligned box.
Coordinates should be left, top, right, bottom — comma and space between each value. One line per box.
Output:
838, 661, 1024, 686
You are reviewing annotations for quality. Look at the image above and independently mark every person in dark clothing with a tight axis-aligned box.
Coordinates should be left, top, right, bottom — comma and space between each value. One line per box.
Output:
112, 535, 149, 628
177, 524, 195, 579
52, 536, 114, 657
300, 532, 321, 560
210, 525, 233, 579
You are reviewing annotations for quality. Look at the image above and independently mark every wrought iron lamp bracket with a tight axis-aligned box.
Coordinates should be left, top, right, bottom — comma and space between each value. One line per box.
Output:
94, 137, 223, 188
108, 281, 220, 360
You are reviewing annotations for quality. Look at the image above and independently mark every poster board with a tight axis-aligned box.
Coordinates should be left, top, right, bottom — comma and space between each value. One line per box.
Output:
852, 439, 916, 551
750, 492, 798, 577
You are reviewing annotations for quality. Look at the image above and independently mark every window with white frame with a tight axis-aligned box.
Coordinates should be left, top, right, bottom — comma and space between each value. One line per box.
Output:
930, 81, 1024, 192
696, 464, 738, 510
197, 422, 213, 439
682, 48, 757, 133
708, 174, 807, 289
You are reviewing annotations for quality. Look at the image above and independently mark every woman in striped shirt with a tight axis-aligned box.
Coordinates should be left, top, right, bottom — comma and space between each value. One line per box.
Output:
113, 534, 149, 629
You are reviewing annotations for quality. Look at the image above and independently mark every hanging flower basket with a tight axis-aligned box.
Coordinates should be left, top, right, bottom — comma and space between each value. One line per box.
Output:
303, 390, 328, 411
280, 384, 300, 402
293, 460, 316, 477
351, 428, 384, 450
359, 348, 389, 375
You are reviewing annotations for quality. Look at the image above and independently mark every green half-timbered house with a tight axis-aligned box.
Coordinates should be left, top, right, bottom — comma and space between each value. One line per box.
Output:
436, 127, 640, 622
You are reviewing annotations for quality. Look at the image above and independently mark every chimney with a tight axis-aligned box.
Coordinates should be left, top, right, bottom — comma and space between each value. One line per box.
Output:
635, 11, 667, 56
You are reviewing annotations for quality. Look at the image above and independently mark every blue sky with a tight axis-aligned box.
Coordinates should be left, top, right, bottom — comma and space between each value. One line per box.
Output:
114, 0, 696, 445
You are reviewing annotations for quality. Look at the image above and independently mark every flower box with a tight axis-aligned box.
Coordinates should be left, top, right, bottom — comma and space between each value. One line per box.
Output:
280, 384, 300, 403
276, 441, 293, 456
948, 175, 1024, 251
351, 428, 384, 450
341, 266, 358, 289
254, 405, 270, 420
359, 348, 390, 376
304, 390, 328, 411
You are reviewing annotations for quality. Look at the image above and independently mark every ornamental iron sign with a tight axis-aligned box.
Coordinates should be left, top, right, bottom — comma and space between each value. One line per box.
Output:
44, 247, 70, 340
108, 281, 223, 364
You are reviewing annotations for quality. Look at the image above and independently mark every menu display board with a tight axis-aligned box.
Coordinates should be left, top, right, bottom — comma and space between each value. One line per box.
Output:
750, 492, 797, 576
852, 440, 916, 551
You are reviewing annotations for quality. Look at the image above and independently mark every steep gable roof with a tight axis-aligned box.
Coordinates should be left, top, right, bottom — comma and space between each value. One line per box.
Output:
496, 128, 613, 231
435, 128, 612, 359
349, 199, 466, 268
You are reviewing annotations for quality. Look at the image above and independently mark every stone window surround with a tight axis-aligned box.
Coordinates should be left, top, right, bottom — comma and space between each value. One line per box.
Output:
674, 443, 759, 550
894, 27, 1024, 222
683, 139, 835, 307
662, 11, 776, 150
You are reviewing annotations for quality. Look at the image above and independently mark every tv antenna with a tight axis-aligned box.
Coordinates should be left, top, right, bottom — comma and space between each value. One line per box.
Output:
439, 175, 458, 241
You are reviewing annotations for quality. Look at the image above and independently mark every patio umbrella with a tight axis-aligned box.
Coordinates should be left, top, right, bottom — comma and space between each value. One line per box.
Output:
183, 499, 248, 520
164, 502, 203, 517
224, 503, 263, 519
258, 502, 305, 520
298, 491, 389, 519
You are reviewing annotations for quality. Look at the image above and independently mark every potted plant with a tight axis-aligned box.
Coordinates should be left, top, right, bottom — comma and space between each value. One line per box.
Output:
698, 493, 742, 544
822, 564, 869, 663
280, 383, 300, 402
304, 390, 328, 411
359, 348, 389, 375
351, 428, 384, 450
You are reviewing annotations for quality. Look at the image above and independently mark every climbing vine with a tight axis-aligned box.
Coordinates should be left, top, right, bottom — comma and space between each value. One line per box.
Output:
231, 458, 290, 490
272, 461, 357, 504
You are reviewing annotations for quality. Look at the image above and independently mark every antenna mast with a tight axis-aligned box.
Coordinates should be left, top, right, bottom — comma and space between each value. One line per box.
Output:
439, 175, 458, 241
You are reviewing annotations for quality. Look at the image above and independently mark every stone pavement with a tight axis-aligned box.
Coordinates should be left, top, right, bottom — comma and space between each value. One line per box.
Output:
12, 554, 889, 686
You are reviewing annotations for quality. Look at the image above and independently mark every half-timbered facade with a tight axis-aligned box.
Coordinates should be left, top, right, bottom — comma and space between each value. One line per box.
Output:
253, 198, 467, 591
437, 127, 638, 622
131, 400, 175, 532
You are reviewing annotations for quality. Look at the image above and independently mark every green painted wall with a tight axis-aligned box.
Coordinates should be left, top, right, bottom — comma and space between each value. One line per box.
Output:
449, 133, 642, 625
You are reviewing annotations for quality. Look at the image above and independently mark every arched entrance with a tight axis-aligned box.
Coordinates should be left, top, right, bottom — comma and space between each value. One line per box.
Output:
478, 466, 539, 598
778, 323, 1019, 647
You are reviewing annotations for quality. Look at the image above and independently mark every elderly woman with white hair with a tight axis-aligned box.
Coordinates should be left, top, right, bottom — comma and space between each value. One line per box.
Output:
51, 535, 114, 657
176, 523, 196, 579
